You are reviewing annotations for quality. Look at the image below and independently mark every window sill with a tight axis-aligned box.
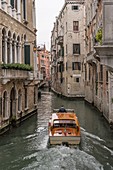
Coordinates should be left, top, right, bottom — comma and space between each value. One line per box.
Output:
23, 20, 28, 25
73, 54, 80, 56
24, 108, 29, 111
18, 111, 21, 113
3, 117, 9, 121
73, 31, 79, 33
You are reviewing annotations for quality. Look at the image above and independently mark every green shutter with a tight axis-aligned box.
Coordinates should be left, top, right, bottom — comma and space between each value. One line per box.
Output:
23, 0, 26, 19
24, 45, 30, 65
10, 0, 14, 8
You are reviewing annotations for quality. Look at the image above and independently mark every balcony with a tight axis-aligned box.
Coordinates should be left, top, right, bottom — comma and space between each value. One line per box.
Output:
57, 56, 64, 63
0, 69, 34, 84
52, 61, 57, 67
37, 73, 43, 80
40, 65, 46, 69
87, 51, 96, 64
56, 36, 63, 45
94, 45, 113, 70
52, 45, 56, 51
52, 44, 56, 51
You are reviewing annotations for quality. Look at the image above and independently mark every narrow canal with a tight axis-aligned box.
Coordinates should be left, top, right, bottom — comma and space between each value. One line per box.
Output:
0, 90, 113, 170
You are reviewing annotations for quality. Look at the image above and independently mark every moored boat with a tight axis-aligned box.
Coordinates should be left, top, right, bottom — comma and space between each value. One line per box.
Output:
48, 109, 81, 146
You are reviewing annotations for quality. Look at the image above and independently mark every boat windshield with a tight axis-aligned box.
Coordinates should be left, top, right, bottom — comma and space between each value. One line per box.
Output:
53, 119, 76, 128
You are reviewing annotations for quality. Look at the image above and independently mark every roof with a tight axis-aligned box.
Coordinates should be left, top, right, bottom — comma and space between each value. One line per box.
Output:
51, 112, 77, 121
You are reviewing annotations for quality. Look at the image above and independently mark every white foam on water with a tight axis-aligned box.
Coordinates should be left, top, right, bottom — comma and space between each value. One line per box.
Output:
82, 129, 105, 142
103, 145, 113, 156
25, 134, 37, 139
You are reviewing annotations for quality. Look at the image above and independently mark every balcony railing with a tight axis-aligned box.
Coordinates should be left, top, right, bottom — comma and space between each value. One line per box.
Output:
87, 51, 96, 63
38, 73, 43, 80
57, 56, 64, 63
52, 45, 56, 51
56, 36, 63, 45
52, 61, 57, 67
0, 69, 34, 84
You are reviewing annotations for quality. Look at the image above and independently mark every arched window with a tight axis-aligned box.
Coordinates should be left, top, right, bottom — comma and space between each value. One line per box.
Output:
2, 28, 6, 63
7, 31, 11, 63
24, 34, 30, 65
22, 0, 27, 20
17, 36, 20, 63
12, 33, 16, 63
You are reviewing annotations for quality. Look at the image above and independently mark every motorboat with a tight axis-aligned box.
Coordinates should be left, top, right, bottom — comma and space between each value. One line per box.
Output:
48, 109, 81, 146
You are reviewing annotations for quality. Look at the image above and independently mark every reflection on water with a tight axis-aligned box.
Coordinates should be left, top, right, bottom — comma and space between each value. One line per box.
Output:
0, 90, 113, 170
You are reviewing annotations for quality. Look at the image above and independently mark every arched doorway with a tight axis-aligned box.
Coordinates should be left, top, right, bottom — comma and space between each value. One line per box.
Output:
3, 91, 8, 118
18, 89, 22, 112
10, 87, 16, 120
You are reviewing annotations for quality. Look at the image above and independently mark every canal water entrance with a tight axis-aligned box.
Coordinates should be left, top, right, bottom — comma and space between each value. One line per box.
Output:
0, 90, 113, 170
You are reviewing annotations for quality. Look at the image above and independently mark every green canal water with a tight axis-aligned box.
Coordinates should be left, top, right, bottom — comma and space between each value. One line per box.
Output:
0, 90, 113, 170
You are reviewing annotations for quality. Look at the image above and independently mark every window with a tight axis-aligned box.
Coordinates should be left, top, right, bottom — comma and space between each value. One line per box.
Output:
41, 60, 44, 66
100, 65, 103, 81
24, 45, 30, 65
73, 21, 79, 31
10, 0, 17, 9
72, 5, 78, 10
74, 77, 79, 82
72, 62, 81, 70
23, 0, 26, 20
76, 78, 79, 82
73, 44, 80, 54
106, 71, 108, 82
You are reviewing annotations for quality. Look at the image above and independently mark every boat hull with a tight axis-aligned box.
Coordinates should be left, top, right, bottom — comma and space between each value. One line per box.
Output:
49, 136, 80, 145
48, 109, 81, 146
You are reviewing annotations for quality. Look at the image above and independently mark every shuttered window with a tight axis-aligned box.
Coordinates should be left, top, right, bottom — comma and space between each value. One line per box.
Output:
72, 6, 78, 10
10, 0, 17, 9
24, 45, 30, 65
73, 21, 79, 31
23, 0, 26, 20
72, 62, 81, 70
73, 44, 80, 54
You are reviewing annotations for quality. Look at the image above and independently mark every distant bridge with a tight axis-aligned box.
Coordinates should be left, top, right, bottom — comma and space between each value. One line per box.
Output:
38, 80, 50, 88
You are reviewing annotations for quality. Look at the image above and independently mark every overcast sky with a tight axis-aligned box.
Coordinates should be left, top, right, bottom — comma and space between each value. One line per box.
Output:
35, 0, 64, 50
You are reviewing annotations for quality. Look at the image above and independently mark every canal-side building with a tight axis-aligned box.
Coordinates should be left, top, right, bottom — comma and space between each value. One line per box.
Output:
37, 45, 51, 82
84, 0, 104, 107
0, 0, 38, 134
94, 0, 113, 125
85, 0, 113, 125
51, 0, 85, 97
